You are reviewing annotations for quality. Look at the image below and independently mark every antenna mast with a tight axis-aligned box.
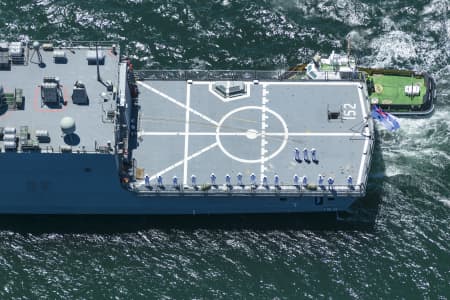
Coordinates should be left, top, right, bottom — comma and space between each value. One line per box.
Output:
96, 43, 102, 83
346, 36, 351, 59
30, 41, 44, 66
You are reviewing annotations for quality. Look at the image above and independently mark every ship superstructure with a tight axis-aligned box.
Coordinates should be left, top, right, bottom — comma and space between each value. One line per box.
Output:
0, 41, 374, 214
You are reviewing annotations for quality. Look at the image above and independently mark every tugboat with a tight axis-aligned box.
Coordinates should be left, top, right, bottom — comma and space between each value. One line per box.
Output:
290, 51, 437, 117
361, 67, 436, 116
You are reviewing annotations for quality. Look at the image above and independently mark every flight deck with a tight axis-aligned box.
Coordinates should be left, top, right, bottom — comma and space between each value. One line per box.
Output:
132, 76, 372, 193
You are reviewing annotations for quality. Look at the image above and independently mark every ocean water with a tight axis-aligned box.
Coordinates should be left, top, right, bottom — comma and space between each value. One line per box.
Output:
0, 0, 449, 298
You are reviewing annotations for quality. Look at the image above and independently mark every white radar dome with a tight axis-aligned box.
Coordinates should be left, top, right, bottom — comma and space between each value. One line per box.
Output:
60, 116, 76, 135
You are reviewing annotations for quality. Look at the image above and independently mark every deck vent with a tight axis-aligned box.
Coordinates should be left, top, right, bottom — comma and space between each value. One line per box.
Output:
42, 43, 54, 51
0, 42, 8, 51
9, 42, 24, 65
72, 81, 89, 104
0, 43, 10, 70
106, 110, 116, 120
328, 111, 340, 119
53, 50, 67, 63
41, 77, 62, 105
42, 82, 59, 103
404, 85, 420, 96
61, 146, 72, 153
36, 130, 50, 143
4, 141, 17, 150
86, 50, 105, 65
214, 81, 246, 98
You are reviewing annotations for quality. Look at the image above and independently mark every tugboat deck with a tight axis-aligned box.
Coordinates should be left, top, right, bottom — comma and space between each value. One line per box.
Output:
369, 74, 425, 106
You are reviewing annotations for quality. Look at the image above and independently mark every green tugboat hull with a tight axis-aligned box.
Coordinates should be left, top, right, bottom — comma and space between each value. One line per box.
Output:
361, 68, 436, 117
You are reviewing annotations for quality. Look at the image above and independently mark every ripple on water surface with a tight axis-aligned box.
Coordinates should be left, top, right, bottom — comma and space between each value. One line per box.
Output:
0, 0, 449, 298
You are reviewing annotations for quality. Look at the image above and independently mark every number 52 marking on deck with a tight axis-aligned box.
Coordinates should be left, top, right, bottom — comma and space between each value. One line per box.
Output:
343, 103, 357, 119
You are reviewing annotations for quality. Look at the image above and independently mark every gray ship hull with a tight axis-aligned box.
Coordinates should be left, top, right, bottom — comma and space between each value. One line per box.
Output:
0, 42, 373, 215
0, 153, 356, 214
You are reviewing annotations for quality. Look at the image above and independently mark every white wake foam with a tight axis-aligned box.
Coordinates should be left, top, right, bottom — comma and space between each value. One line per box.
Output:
438, 199, 450, 208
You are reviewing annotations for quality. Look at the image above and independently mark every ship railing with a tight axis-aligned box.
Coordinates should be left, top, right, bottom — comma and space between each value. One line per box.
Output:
134, 70, 366, 82
132, 184, 366, 197
25, 40, 118, 49
35, 147, 113, 154
361, 137, 375, 190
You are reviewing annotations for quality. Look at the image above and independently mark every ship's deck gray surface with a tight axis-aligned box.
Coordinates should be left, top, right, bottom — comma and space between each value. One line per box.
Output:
0, 45, 119, 152
134, 80, 370, 188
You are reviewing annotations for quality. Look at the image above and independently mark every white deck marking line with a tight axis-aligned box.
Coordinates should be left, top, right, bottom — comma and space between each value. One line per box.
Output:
139, 131, 363, 137
183, 84, 191, 185
215, 106, 288, 164
357, 83, 367, 117
269, 132, 362, 137
356, 81, 369, 185
137, 81, 219, 126
357, 138, 370, 185
193, 81, 359, 87
141, 132, 246, 136
191, 81, 211, 85
261, 82, 359, 86
141, 132, 239, 136
149, 142, 219, 181
260, 85, 268, 182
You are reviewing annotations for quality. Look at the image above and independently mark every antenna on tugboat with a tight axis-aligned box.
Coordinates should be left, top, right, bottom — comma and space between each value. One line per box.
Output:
410, 73, 414, 100
346, 36, 351, 59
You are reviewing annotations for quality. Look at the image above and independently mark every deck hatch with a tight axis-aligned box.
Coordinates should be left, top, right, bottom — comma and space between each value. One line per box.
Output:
214, 81, 246, 98
327, 104, 341, 121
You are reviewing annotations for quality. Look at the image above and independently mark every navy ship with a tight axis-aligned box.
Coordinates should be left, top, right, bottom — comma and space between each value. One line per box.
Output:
0, 40, 374, 214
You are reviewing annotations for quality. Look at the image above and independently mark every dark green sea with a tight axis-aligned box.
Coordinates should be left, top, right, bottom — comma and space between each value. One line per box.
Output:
0, 0, 449, 298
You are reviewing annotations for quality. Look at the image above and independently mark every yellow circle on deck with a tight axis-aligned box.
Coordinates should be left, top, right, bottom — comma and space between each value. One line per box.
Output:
374, 83, 383, 94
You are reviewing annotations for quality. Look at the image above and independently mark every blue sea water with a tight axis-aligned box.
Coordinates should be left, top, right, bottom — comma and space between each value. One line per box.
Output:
0, 0, 449, 298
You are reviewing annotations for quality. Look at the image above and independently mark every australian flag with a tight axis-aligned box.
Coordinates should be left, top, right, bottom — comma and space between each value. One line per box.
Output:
371, 105, 400, 131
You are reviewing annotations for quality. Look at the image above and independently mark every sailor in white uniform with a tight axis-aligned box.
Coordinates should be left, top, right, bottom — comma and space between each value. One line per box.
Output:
274, 174, 280, 187
157, 175, 163, 187
294, 147, 301, 162
311, 148, 318, 163
237, 172, 243, 186
303, 148, 309, 162
225, 174, 231, 186
250, 173, 257, 186
318, 174, 324, 187
347, 175, 353, 187
262, 175, 268, 187
328, 177, 334, 189
293, 174, 299, 186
